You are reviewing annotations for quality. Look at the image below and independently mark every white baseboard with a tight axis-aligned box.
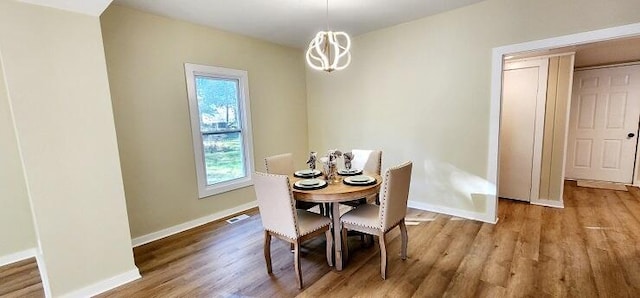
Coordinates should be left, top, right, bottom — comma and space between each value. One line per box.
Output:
131, 201, 258, 247
408, 200, 498, 224
35, 250, 52, 298
0, 248, 36, 267
59, 268, 140, 298
531, 199, 564, 208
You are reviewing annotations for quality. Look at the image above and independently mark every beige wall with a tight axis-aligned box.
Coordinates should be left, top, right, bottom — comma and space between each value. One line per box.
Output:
0, 1, 137, 295
0, 52, 36, 260
306, 0, 640, 218
539, 55, 574, 202
100, 5, 309, 238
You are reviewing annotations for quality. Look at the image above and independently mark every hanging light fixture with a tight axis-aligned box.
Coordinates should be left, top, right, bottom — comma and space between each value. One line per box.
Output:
305, 0, 351, 72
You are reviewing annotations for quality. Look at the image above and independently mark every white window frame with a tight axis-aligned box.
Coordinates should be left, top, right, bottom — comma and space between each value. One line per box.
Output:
184, 63, 255, 198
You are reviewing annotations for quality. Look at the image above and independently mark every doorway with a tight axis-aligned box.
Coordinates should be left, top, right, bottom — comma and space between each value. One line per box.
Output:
498, 54, 574, 204
489, 23, 640, 221
565, 64, 640, 184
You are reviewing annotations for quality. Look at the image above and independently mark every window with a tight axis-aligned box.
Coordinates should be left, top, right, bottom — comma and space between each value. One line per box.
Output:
184, 63, 254, 198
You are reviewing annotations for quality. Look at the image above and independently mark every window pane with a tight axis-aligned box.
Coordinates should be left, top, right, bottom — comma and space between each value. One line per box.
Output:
202, 132, 245, 185
195, 76, 246, 185
195, 76, 240, 133
185, 64, 253, 198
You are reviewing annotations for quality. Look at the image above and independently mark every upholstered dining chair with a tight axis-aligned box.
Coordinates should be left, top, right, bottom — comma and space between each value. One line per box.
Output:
264, 153, 295, 176
253, 172, 333, 289
265, 153, 323, 213
342, 149, 382, 207
351, 149, 382, 176
340, 161, 412, 279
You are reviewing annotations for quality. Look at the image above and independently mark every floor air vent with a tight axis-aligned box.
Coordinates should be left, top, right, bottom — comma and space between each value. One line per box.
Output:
226, 214, 249, 224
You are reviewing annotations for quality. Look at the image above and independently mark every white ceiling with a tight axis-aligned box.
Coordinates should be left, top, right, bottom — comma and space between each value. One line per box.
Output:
112, 0, 485, 48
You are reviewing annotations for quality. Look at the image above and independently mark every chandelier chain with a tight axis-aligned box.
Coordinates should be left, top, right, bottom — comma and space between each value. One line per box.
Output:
325, 0, 329, 31
305, 0, 351, 72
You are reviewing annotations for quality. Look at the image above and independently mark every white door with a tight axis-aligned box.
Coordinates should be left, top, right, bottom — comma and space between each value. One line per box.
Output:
499, 59, 548, 201
566, 65, 640, 183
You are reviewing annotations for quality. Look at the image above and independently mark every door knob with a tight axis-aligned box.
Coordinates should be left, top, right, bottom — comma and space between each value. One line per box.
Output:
629, 133, 636, 138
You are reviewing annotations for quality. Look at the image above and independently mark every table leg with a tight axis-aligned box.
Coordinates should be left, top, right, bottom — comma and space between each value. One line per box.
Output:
332, 202, 343, 271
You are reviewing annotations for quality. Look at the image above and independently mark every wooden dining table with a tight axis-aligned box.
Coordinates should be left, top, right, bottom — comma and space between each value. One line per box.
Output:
290, 173, 382, 271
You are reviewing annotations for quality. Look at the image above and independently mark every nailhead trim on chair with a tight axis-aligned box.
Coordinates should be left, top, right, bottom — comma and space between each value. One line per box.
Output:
341, 216, 401, 232
378, 161, 411, 231
266, 217, 330, 239
384, 219, 404, 232
266, 229, 296, 241
342, 161, 411, 232
341, 219, 379, 230
284, 176, 301, 237
266, 221, 331, 239
378, 165, 392, 231
255, 172, 301, 239
257, 171, 332, 239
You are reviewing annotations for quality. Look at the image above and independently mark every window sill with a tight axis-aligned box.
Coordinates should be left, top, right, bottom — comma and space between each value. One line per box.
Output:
198, 177, 253, 199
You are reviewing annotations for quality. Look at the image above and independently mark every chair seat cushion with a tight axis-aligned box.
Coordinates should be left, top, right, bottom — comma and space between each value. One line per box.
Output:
296, 210, 331, 236
340, 204, 380, 230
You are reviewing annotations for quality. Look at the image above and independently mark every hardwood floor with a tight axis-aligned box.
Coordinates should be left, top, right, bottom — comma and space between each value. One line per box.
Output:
3, 181, 640, 297
0, 258, 43, 298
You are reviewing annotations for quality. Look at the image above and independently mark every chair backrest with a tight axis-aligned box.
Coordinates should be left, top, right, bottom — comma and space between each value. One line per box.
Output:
253, 172, 299, 239
351, 149, 382, 175
378, 161, 412, 232
264, 153, 294, 175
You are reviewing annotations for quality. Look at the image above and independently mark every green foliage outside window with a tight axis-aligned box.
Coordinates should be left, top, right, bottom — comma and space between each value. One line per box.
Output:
195, 76, 245, 185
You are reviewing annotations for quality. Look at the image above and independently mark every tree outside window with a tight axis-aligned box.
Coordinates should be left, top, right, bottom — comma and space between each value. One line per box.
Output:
185, 64, 254, 198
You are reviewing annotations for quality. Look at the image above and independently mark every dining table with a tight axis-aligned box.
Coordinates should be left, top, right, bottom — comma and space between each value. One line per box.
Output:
290, 173, 382, 271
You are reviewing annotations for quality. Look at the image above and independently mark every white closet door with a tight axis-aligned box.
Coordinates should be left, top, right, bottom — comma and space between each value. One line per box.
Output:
499, 59, 548, 201
566, 65, 640, 183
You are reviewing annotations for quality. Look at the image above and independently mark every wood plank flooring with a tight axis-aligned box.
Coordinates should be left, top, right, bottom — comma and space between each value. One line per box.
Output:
0, 258, 43, 298
3, 181, 640, 297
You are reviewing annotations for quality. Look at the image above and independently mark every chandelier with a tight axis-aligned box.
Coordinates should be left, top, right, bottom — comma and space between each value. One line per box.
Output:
305, 0, 351, 72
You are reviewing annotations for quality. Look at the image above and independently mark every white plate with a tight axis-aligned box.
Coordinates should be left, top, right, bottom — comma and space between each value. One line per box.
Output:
299, 179, 321, 186
338, 168, 362, 174
294, 179, 327, 189
346, 175, 374, 184
295, 169, 321, 176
